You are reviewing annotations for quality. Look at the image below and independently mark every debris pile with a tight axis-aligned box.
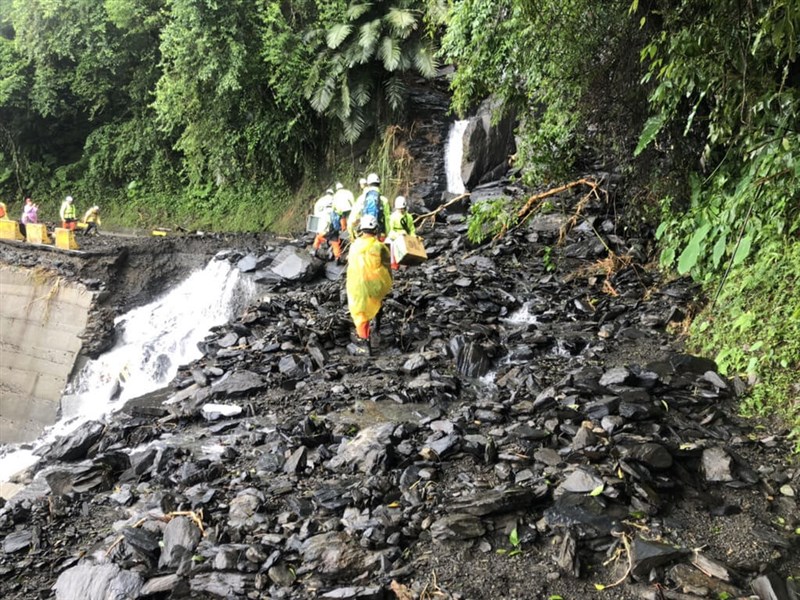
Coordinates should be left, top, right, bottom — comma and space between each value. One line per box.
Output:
1, 175, 797, 600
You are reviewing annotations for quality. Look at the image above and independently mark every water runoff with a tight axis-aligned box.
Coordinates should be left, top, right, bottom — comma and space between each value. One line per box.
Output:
444, 120, 469, 195
0, 257, 259, 484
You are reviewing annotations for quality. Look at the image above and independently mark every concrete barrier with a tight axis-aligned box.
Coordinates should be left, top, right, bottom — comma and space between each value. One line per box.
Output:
0, 266, 94, 443
0, 220, 24, 241
54, 227, 79, 250
25, 223, 52, 245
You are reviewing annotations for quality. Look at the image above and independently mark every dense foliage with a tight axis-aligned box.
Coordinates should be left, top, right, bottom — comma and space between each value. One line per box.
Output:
0, 0, 797, 439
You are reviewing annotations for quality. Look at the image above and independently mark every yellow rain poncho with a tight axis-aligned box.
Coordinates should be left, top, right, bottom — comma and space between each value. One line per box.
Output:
346, 234, 392, 337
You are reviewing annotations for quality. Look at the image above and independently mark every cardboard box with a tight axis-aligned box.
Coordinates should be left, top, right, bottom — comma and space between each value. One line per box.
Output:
306, 214, 322, 233
393, 234, 427, 265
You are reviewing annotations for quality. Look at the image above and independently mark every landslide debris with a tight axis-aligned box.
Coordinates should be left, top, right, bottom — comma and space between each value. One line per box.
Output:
1, 174, 797, 600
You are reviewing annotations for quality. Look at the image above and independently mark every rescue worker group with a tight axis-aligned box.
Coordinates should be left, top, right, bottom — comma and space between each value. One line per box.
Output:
0, 194, 101, 249
0, 175, 425, 356
309, 172, 426, 356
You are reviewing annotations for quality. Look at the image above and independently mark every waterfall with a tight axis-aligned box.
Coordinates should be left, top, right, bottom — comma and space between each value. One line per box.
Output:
0, 257, 258, 484
444, 120, 469, 194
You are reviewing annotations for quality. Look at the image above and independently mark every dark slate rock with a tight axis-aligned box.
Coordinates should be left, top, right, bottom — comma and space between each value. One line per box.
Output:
623, 443, 674, 470
39, 420, 105, 462
630, 537, 688, 581
209, 370, 266, 398
328, 424, 395, 474
544, 494, 626, 539
448, 488, 542, 517
159, 516, 201, 569
269, 246, 321, 282
751, 572, 795, 600
3, 529, 33, 553
702, 447, 734, 482
190, 573, 253, 597
53, 563, 143, 600
430, 514, 486, 541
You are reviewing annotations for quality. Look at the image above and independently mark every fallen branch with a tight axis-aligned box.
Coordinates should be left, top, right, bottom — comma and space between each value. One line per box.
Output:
414, 193, 471, 228
516, 178, 599, 221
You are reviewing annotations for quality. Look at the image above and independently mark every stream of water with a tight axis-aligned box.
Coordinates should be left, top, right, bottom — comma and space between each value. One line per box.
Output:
444, 120, 469, 194
0, 258, 258, 485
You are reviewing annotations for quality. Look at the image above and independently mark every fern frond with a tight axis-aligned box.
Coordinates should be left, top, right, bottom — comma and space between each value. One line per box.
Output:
327, 23, 353, 49
379, 36, 402, 71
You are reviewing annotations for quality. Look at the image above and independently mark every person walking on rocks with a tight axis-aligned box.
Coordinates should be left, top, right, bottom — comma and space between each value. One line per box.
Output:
332, 182, 354, 233
60, 195, 77, 230
387, 195, 417, 270
348, 173, 390, 241
311, 188, 343, 262
346, 214, 392, 355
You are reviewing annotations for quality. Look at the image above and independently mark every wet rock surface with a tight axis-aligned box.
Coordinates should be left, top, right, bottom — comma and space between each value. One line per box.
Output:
1, 175, 798, 600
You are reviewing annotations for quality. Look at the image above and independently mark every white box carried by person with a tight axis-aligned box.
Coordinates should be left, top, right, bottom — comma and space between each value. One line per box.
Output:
392, 234, 427, 265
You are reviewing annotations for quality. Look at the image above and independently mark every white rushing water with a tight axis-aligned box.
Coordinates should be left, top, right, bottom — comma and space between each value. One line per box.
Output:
444, 119, 469, 194
0, 257, 258, 484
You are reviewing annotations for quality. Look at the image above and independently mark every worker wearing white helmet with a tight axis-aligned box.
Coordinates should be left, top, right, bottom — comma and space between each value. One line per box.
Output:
348, 172, 391, 240
311, 187, 343, 261
81, 205, 102, 236
60, 195, 77, 230
332, 181, 354, 232
386, 195, 417, 269
345, 212, 392, 355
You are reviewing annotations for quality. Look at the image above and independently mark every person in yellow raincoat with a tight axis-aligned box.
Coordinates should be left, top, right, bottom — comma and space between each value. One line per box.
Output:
346, 214, 392, 355
81, 205, 101, 235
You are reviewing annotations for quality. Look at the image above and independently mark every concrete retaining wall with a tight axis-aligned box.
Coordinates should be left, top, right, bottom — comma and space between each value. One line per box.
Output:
0, 266, 93, 443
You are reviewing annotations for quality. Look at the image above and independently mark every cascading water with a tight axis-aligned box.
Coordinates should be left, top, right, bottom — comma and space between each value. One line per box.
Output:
0, 257, 258, 484
444, 119, 469, 194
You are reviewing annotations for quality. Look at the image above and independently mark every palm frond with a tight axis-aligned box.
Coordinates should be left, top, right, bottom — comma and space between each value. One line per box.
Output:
412, 42, 438, 78
351, 80, 372, 107
378, 36, 402, 71
384, 75, 406, 111
340, 78, 352, 118
385, 7, 417, 38
341, 108, 367, 144
327, 23, 353, 49
346, 2, 373, 22
358, 19, 382, 53
309, 76, 337, 112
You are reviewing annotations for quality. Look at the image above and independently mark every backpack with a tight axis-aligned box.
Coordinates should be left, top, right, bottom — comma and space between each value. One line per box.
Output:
362, 189, 383, 232
329, 208, 341, 232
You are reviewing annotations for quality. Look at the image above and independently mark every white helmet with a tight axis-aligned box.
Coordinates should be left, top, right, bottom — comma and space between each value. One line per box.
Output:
359, 178, 367, 188
66, 195, 73, 203
335, 182, 344, 191
359, 214, 378, 232
92, 205, 99, 211
325, 188, 334, 195
366, 172, 380, 185
395, 196, 407, 209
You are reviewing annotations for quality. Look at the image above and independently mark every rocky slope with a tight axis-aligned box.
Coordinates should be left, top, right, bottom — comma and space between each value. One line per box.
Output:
0, 174, 797, 600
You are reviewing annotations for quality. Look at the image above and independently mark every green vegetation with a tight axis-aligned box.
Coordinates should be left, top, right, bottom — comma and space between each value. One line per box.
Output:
1, 0, 797, 441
